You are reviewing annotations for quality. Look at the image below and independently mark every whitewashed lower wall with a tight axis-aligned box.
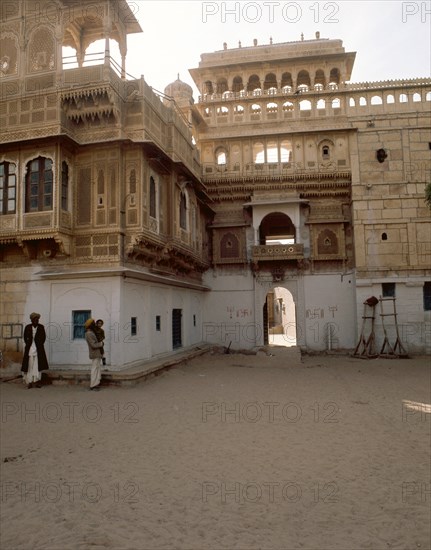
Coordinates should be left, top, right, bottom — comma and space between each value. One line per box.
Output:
356, 279, 431, 355
9, 273, 207, 370
202, 269, 357, 351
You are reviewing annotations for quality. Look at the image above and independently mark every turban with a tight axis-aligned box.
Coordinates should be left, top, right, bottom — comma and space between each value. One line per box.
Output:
84, 318, 95, 329
29, 312, 41, 320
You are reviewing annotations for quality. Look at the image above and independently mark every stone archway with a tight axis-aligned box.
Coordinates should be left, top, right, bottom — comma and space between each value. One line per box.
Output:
259, 212, 296, 245
264, 286, 297, 347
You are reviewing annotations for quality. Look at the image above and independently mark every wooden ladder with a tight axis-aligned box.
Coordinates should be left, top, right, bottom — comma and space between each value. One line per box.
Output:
353, 297, 378, 358
379, 296, 408, 358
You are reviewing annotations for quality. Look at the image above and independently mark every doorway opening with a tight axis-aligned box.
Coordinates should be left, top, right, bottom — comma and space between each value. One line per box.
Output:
172, 309, 182, 349
264, 287, 296, 347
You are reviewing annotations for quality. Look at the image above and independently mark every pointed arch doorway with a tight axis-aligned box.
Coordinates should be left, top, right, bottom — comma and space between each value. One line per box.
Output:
264, 286, 297, 347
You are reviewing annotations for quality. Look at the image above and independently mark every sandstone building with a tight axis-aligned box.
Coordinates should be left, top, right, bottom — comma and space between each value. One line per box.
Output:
1, 0, 430, 370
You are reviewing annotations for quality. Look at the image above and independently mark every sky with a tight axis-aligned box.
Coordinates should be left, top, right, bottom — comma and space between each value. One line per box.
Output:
118, 0, 430, 98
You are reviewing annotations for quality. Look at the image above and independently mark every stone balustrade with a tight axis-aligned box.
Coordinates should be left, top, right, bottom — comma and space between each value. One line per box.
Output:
252, 243, 304, 261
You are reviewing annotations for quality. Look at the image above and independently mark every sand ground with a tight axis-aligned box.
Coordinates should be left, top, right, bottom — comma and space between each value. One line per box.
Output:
0, 349, 430, 550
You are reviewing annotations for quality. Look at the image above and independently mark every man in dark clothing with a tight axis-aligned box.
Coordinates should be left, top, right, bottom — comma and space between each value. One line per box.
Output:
21, 312, 49, 389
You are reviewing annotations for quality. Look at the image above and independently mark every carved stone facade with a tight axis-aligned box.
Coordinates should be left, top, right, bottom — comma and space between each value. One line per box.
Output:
1, 3, 430, 368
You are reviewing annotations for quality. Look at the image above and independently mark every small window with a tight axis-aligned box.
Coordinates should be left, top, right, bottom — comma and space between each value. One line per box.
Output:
381, 233, 387, 241
424, 282, 431, 311
73, 310, 91, 340
61, 161, 69, 211
216, 149, 226, 165
193, 314, 196, 327
382, 282, 395, 298
131, 317, 137, 336
179, 191, 187, 230
322, 146, 330, 159
156, 315, 161, 331
149, 176, 156, 218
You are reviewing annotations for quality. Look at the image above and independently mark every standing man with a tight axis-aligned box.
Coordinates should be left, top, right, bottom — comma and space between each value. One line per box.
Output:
94, 319, 106, 366
84, 318, 103, 391
21, 312, 49, 389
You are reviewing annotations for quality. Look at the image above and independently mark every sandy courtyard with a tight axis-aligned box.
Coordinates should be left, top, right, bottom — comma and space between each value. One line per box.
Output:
1, 349, 430, 550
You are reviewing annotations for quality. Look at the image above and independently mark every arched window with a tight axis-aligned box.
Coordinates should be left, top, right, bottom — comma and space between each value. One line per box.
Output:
61, 161, 69, 211
413, 93, 421, 102
317, 99, 326, 109
322, 145, 330, 159
299, 99, 312, 111
220, 232, 239, 258
329, 67, 340, 86
264, 72, 277, 91
0, 161, 17, 214
400, 93, 408, 103
386, 94, 395, 104
314, 69, 325, 88
281, 72, 293, 89
297, 70, 311, 89
349, 97, 355, 107
371, 95, 383, 105
179, 191, 187, 230
253, 142, 265, 164
232, 76, 243, 93
280, 140, 292, 163
332, 98, 340, 108
216, 148, 227, 165
216, 106, 229, 115
28, 27, 55, 72
149, 176, 156, 218
267, 141, 278, 163
0, 35, 18, 76
247, 74, 261, 92
25, 157, 53, 212
216, 78, 228, 94
317, 229, 338, 255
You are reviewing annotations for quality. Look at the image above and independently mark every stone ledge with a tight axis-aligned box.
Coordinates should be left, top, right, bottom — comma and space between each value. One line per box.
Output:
2, 344, 213, 387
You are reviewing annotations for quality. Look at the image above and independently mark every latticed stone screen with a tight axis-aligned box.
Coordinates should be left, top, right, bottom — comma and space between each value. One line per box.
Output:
75, 234, 119, 258
77, 168, 91, 225
28, 28, 55, 73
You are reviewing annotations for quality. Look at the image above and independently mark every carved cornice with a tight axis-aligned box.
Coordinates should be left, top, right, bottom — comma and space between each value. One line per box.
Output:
127, 234, 210, 275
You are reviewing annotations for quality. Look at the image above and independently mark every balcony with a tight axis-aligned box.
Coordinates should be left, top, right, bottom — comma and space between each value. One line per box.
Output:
251, 243, 304, 261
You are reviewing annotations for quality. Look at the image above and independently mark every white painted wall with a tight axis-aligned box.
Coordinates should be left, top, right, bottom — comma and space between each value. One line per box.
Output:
302, 273, 357, 351
356, 279, 431, 355
33, 275, 209, 370
202, 269, 357, 351
202, 270, 256, 349
49, 279, 115, 369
